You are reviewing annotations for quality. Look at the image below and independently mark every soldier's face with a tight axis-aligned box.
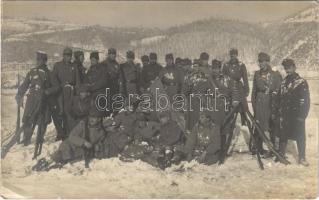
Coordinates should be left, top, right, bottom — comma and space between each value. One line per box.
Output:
108, 53, 116, 60
80, 92, 88, 99
284, 66, 296, 75
259, 61, 269, 70
150, 59, 157, 64
90, 58, 99, 65
89, 116, 100, 126
166, 59, 174, 66
142, 61, 149, 66
63, 54, 72, 63
230, 54, 238, 60
36, 58, 46, 66
211, 67, 220, 76
160, 116, 169, 124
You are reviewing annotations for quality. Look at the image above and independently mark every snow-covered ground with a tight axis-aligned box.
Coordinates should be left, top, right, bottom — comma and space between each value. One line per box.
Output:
1, 79, 318, 198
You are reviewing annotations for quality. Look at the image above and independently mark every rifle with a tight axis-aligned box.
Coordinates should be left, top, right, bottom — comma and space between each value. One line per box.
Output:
32, 67, 49, 159
218, 102, 290, 169
33, 115, 46, 159
83, 117, 92, 168
16, 73, 22, 144
119, 64, 128, 98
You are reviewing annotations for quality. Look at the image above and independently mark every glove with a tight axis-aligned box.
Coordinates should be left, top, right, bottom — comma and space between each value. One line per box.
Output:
83, 141, 92, 148
44, 89, 50, 96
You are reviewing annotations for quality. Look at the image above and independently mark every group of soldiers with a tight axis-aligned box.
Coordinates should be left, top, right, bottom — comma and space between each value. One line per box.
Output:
15, 46, 310, 171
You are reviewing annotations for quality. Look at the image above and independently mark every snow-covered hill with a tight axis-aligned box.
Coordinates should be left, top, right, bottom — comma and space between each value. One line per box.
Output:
1, 6, 318, 71
284, 6, 319, 23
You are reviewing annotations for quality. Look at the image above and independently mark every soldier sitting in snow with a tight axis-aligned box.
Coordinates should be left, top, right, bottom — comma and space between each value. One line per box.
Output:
32, 111, 106, 171
174, 112, 221, 165
120, 111, 183, 170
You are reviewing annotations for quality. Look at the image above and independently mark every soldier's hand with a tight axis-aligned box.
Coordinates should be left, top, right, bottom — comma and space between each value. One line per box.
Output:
83, 141, 92, 148
297, 117, 305, 122
44, 89, 50, 96
271, 114, 276, 120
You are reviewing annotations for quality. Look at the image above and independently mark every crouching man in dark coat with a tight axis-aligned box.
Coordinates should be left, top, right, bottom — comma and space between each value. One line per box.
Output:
32, 111, 106, 171
278, 58, 310, 166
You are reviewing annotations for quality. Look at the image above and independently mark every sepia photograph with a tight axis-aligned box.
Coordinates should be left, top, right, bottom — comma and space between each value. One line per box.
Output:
1, 0, 318, 198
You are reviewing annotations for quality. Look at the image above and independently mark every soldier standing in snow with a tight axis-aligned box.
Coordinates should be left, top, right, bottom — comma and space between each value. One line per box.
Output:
251, 53, 282, 155
119, 50, 141, 107
222, 48, 249, 125
15, 51, 52, 146
50, 47, 77, 138
99, 48, 120, 116
85, 51, 109, 117
210, 59, 232, 161
278, 58, 310, 166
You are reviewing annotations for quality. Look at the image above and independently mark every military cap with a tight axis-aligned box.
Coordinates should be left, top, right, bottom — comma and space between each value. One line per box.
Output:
63, 47, 73, 55
211, 59, 222, 69
165, 53, 174, 60
126, 50, 135, 59
282, 58, 296, 68
141, 55, 149, 62
74, 50, 84, 60
108, 48, 117, 55
90, 51, 99, 60
36, 51, 48, 61
149, 52, 157, 60
200, 52, 209, 60
175, 57, 182, 65
185, 58, 192, 66
229, 48, 238, 55
258, 52, 270, 62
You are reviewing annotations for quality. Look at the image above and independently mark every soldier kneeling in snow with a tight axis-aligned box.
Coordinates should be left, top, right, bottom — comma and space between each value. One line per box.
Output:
120, 111, 183, 170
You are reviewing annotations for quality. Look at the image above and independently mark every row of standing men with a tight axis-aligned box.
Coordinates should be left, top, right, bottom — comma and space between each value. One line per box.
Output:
16, 47, 310, 168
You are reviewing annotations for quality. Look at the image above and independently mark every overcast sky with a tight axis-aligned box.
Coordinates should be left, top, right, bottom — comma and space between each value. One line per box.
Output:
3, 1, 316, 28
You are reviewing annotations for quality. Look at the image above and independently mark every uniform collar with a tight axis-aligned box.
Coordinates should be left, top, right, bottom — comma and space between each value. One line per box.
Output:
37, 64, 47, 70
229, 58, 239, 64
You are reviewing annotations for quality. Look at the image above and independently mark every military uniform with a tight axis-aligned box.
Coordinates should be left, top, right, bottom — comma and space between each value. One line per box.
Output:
140, 62, 163, 90
73, 51, 86, 86
222, 58, 249, 106
279, 72, 310, 160
159, 55, 183, 101
119, 61, 141, 97
100, 55, 120, 115
51, 118, 105, 164
182, 114, 221, 165
251, 67, 282, 132
182, 67, 215, 131
46, 71, 65, 141
50, 48, 77, 136
16, 52, 51, 145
